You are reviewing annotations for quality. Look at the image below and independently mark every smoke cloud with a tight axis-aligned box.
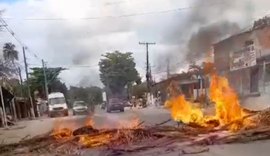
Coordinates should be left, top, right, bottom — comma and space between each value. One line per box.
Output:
159, 0, 255, 67
186, 21, 240, 62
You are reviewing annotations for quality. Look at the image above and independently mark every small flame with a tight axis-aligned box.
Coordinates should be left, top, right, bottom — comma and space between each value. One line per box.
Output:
79, 134, 112, 147
118, 117, 141, 129
52, 119, 74, 139
85, 117, 94, 127
52, 128, 73, 139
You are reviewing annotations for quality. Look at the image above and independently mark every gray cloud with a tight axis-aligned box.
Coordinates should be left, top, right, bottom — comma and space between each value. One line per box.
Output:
186, 21, 240, 62
1, 0, 270, 85
156, 0, 258, 70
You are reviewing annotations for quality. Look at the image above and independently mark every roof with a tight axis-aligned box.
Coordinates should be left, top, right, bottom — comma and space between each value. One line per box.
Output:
214, 22, 270, 46
154, 72, 195, 86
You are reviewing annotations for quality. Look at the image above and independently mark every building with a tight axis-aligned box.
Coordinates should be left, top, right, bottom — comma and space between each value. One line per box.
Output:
153, 71, 209, 104
213, 17, 270, 109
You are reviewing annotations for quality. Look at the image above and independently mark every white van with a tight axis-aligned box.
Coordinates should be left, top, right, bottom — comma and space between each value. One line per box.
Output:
48, 92, 68, 117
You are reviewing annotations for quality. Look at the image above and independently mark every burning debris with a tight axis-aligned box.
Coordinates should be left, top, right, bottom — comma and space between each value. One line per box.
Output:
166, 74, 252, 131
0, 110, 270, 156
1, 74, 270, 156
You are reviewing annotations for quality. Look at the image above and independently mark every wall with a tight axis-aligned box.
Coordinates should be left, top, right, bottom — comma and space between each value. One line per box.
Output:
214, 26, 270, 96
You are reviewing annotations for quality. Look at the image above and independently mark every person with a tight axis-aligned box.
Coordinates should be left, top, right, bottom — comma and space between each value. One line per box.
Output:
0, 107, 3, 127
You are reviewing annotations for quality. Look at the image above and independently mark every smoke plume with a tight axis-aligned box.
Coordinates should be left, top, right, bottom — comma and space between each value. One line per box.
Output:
186, 21, 240, 62
160, 0, 255, 66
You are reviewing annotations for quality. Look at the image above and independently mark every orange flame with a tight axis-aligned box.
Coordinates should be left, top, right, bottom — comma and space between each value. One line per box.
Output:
52, 128, 73, 139
118, 117, 141, 129
166, 74, 248, 131
85, 117, 94, 127
52, 119, 74, 139
210, 74, 244, 130
168, 95, 204, 124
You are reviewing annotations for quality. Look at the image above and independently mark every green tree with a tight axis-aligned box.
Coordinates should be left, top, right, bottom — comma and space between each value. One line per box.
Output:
1, 42, 19, 77
3, 42, 18, 64
29, 67, 66, 97
68, 86, 102, 106
99, 51, 140, 94
131, 82, 147, 98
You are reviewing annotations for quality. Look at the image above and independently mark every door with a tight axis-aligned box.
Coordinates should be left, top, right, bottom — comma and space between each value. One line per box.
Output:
250, 67, 259, 93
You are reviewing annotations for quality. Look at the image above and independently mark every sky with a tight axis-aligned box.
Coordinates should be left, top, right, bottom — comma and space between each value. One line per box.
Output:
0, 0, 270, 87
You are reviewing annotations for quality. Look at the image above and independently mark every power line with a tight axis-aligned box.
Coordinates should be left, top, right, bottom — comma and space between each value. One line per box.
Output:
0, 18, 24, 46
29, 64, 99, 69
2, 1, 225, 21
0, 17, 42, 61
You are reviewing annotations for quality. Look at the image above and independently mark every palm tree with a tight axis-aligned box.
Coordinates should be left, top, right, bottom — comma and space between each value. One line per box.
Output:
3, 42, 18, 64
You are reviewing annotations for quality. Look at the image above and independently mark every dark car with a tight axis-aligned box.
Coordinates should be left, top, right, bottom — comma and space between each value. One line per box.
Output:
107, 98, 124, 113
72, 101, 88, 115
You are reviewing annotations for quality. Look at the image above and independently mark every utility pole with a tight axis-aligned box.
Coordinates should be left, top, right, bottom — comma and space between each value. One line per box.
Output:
18, 67, 23, 96
166, 58, 170, 79
23, 46, 35, 119
42, 59, 49, 100
139, 42, 155, 92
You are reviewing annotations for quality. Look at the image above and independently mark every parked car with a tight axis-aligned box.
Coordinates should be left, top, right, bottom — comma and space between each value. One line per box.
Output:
48, 92, 68, 117
72, 101, 88, 115
107, 98, 124, 113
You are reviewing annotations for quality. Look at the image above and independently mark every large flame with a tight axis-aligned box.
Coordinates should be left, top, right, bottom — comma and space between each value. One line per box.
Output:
210, 74, 244, 130
166, 74, 247, 131
167, 95, 204, 124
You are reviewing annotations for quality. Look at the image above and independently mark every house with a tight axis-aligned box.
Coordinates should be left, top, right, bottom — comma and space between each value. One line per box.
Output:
213, 16, 270, 109
153, 71, 209, 104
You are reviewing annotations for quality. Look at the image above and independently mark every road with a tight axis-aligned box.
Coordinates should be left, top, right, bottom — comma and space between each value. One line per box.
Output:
0, 107, 173, 144
2, 107, 270, 156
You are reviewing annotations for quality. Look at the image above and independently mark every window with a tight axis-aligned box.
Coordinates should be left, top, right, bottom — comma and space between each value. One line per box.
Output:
49, 97, 66, 105
245, 40, 254, 46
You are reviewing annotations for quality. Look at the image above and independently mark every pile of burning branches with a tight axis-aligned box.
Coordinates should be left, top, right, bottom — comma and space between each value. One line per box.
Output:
2, 74, 270, 155
1, 108, 270, 156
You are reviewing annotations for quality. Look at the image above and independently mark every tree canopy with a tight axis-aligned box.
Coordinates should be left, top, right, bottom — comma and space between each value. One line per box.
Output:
29, 67, 67, 97
0, 42, 19, 77
3, 42, 18, 63
99, 51, 140, 93
68, 86, 102, 106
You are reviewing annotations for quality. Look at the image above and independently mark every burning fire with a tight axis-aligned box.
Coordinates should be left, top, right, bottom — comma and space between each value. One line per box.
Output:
51, 115, 143, 148
51, 119, 75, 139
210, 74, 244, 130
168, 95, 204, 124
166, 74, 248, 131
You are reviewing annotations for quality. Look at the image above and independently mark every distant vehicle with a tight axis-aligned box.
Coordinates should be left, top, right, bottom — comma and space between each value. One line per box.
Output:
72, 101, 88, 115
107, 98, 124, 113
48, 92, 68, 117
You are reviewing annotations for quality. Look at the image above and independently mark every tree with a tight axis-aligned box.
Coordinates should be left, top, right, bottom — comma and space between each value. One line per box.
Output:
29, 67, 66, 98
3, 42, 18, 64
68, 86, 102, 106
1, 42, 19, 77
99, 51, 140, 94
0, 60, 13, 77
131, 82, 147, 98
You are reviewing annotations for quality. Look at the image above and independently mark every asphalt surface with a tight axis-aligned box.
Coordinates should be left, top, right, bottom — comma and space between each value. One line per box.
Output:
2, 107, 270, 156
0, 107, 173, 144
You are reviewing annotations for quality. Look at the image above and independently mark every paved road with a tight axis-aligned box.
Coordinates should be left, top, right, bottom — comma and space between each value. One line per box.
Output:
0, 107, 173, 144
2, 107, 270, 156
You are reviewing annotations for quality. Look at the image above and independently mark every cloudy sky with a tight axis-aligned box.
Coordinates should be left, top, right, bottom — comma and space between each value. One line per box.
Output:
0, 0, 270, 87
